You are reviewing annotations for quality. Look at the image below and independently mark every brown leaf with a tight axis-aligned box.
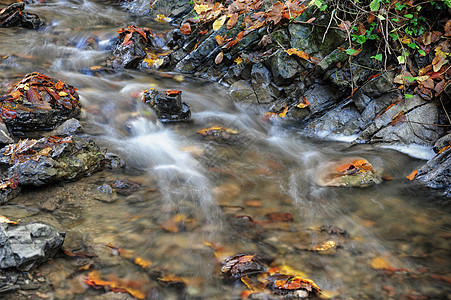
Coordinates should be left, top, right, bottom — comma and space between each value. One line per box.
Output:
216, 35, 225, 45
180, 22, 191, 35
266, 212, 293, 222
26, 87, 42, 103
338, 20, 351, 31
434, 79, 446, 95
391, 110, 406, 126
367, 13, 376, 23
215, 51, 224, 64
227, 13, 238, 29
133, 26, 148, 42
306, 17, 315, 23
445, 19, 451, 37
421, 78, 435, 89
418, 65, 433, 76
357, 22, 366, 35
266, 1, 283, 25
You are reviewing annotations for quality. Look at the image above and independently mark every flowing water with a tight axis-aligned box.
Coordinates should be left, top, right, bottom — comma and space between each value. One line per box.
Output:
1, 0, 450, 299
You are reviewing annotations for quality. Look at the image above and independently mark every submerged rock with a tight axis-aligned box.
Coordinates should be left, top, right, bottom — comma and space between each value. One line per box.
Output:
142, 89, 190, 122
0, 222, 65, 271
0, 72, 81, 135
0, 2, 45, 29
315, 157, 381, 187
0, 135, 104, 186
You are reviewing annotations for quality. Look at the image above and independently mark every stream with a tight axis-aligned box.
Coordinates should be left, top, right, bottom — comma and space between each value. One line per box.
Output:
1, 0, 450, 299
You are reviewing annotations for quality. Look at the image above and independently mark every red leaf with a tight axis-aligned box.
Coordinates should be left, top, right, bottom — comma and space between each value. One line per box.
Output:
180, 22, 192, 35
134, 26, 148, 42
55, 80, 64, 90
26, 87, 42, 103
166, 90, 182, 96
1, 107, 16, 119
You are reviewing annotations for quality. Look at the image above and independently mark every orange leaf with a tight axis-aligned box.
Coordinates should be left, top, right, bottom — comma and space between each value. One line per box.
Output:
134, 257, 152, 268
296, 96, 310, 108
134, 26, 148, 42
9, 90, 21, 100
166, 90, 182, 96
216, 35, 225, 45
306, 17, 315, 23
122, 32, 133, 46
180, 22, 191, 35
227, 13, 238, 29
0, 215, 18, 225
391, 110, 406, 126
438, 144, 451, 154
406, 169, 418, 181
55, 80, 64, 90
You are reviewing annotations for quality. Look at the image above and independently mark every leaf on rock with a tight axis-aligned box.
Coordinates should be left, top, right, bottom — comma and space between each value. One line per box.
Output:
227, 13, 238, 29
338, 20, 351, 32
215, 51, 224, 64
285, 48, 309, 60
266, 1, 283, 25
213, 14, 227, 31
84, 271, 146, 300
296, 96, 310, 108
55, 80, 64, 90
216, 35, 225, 45
180, 22, 192, 35
391, 110, 406, 126
406, 169, 417, 181
311, 240, 337, 251
445, 20, 451, 37
166, 90, 182, 96
122, 32, 133, 46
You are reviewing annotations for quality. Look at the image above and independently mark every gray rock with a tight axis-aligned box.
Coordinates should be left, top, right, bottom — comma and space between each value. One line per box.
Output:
0, 121, 13, 145
417, 147, 451, 197
142, 89, 190, 122
46, 118, 82, 136
433, 133, 451, 153
308, 101, 361, 136
0, 2, 45, 29
251, 63, 272, 84
300, 84, 343, 120
360, 71, 396, 98
317, 48, 348, 74
229, 80, 258, 102
268, 50, 302, 84
0, 223, 65, 271
352, 90, 372, 113
0, 136, 105, 186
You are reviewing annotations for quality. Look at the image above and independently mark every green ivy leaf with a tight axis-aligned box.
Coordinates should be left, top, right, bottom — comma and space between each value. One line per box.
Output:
418, 49, 426, 56
345, 48, 357, 55
405, 93, 413, 99
397, 55, 405, 64
404, 14, 413, 18
371, 53, 383, 61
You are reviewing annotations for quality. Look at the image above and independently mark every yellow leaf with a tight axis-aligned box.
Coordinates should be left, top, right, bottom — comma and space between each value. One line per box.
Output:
154, 14, 170, 22
285, 48, 309, 60
415, 75, 430, 82
194, 4, 210, 14
234, 57, 243, 64
399, 35, 412, 44
173, 74, 184, 82
278, 106, 288, 117
197, 127, 238, 135
213, 15, 226, 31
0, 215, 18, 225
370, 257, 391, 270
134, 257, 152, 268
58, 91, 68, 96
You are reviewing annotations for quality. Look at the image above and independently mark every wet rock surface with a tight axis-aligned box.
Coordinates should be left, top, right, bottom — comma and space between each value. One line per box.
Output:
0, 2, 44, 29
142, 89, 190, 122
416, 147, 451, 197
315, 157, 381, 187
0, 135, 104, 187
0, 222, 64, 271
0, 72, 81, 135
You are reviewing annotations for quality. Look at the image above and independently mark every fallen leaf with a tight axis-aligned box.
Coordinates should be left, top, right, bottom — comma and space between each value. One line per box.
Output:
406, 169, 417, 181
437, 144, 450, 154
445, 20, 451, 37
227, 13, 238, 29
0, 215, 18, 225
213, 15, 227, 31
134, 257, 152, 269
338, 21, 351, 31
180, 22, 191, 35
166, 90, 182, 96
285, 48, 309, 60
216, 35, 225, 45
278, 106, 288, 117
311, 240, 337, 251
266, 1, 284, 25
215, 51, 224, 64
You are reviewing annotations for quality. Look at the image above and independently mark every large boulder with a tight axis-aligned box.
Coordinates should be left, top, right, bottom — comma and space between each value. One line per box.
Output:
416, 147, 451, 197
0, 222, 65, 271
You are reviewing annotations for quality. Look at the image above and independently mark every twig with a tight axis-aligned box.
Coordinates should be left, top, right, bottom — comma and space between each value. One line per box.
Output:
322, 8, 336, 43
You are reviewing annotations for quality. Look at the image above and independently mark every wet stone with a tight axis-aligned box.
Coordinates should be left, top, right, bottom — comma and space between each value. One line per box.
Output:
0, 2, 45, 29
0, 222, 65, 271
111, 179, 140, 196
142, 89, 190, 122
221, 253, 273, 279
0, 135, 105, 187
314, 157, 381, 187
0, 72, 81, 135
